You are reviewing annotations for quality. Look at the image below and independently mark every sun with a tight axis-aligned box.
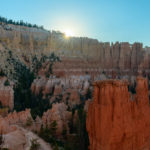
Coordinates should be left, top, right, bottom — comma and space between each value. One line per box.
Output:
64, 29, 74, 38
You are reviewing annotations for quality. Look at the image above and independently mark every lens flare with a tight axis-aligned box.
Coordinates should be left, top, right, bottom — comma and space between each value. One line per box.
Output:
64, 29, 74, 37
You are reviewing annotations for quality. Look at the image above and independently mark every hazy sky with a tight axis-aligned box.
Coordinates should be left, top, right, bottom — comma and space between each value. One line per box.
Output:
1, 0, 150, 46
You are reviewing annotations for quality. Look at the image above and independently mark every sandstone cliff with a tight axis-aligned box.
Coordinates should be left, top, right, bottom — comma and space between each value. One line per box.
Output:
87, 77, 150, 150
0, 24, 150, 75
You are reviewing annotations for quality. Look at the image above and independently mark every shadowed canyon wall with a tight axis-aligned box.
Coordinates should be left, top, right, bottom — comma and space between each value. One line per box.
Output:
86, 77, 150, 150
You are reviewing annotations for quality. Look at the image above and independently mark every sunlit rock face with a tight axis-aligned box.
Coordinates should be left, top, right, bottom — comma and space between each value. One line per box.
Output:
87, 77, 150, 150
0, 24, 150, 76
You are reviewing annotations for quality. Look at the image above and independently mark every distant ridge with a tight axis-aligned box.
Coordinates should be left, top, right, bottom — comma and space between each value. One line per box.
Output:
0, 15, 44, 30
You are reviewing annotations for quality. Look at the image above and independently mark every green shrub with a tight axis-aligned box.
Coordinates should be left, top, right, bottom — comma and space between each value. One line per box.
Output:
0, 70, 5, 77
0, 134, 8, 150
0, 16, 44, 30
4, 80, 10, 86
86, 88, 92, 99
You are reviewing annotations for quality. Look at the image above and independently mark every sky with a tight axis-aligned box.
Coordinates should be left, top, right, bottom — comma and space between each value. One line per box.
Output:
0, 0, 150, 46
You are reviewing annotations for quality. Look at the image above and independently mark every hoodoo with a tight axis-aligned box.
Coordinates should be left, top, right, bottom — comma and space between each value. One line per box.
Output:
86, 77, 150, 150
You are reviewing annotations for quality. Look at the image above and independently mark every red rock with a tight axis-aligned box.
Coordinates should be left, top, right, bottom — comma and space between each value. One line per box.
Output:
42, 103, 72, 136
68, 89, 80, 108
87, 77, 150, 150
0, 109, 33, 134
31, 77, 47, 95
53, 84, 63, 96
84, 99, 92, 113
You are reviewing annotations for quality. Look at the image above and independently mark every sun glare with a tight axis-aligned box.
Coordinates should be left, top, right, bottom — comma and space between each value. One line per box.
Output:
64, 29, 74, 38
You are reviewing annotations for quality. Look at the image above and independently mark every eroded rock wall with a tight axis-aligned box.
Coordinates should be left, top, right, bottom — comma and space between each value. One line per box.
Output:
0, 24, 150, 74
87, 77, 150, 150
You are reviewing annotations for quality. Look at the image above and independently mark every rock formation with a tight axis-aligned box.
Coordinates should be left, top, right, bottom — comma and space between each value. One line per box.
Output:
42, 103, 71, 136
0, 77, 14, 110
0, 108, 52, 150
87, 77, 150, 150
31, 77, 47, 96
2, 127, 52, 150
84, 99, 92, 113
0, 24, 150, 76
0, 109, 32, 134
31, 76, 90, 108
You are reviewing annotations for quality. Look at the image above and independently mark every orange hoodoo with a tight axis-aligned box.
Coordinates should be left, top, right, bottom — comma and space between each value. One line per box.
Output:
86, 77, 150, 150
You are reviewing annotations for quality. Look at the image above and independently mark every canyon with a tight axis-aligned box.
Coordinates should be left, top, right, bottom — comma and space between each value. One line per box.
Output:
0, 22, 150, 150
